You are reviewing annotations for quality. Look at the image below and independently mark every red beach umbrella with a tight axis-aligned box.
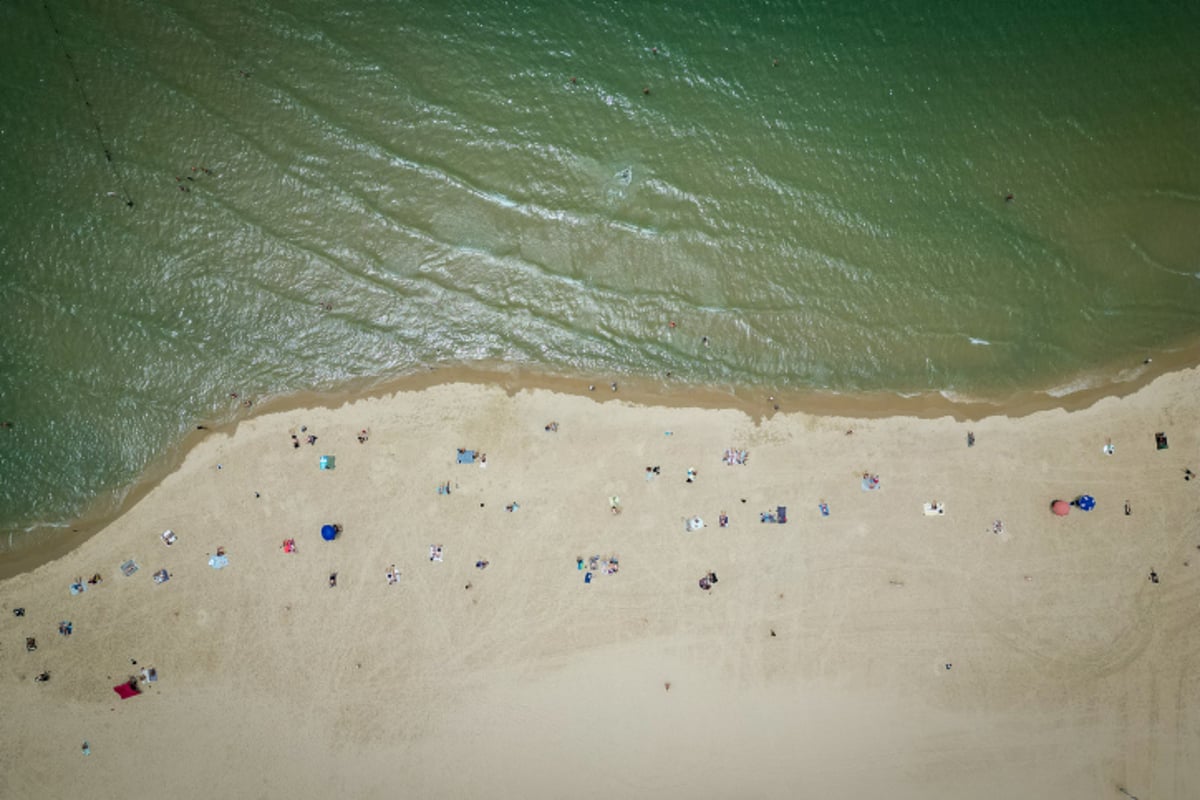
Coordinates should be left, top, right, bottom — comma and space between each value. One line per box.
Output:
1051, 500, 1070, 516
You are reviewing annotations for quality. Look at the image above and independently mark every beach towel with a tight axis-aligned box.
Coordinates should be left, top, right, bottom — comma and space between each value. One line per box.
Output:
456, 449, 475, 464
584, 572, 593, 584
282, 539, 296, 553
923, 502, 945, 516
861, 476, 881, 492
208, 554, 229, 570
113, 682, 140, 699
161, 530, 177, 546
777, 506, 788, 524
429, 545, 443, 562
319, 455, 335, 470
819, 503, 830, 517
153, 569, 170, 584
69, 582, 86, 595
120, 560, 139, 577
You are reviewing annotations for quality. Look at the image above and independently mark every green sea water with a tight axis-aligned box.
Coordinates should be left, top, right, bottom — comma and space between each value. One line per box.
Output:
1, 0, 1199, 545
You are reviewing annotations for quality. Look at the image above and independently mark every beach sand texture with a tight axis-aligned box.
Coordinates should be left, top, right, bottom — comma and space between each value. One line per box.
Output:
3, 371, 1199, 799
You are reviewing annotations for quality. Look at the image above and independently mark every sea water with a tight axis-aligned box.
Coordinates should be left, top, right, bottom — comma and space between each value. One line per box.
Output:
1, 0, 1199, 544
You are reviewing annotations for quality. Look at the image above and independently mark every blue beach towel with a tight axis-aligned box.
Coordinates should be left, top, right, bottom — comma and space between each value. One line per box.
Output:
819, 503, 830, 517
584, 572, 593, 584
456, 450, 476, 464
69, 582, 86, 596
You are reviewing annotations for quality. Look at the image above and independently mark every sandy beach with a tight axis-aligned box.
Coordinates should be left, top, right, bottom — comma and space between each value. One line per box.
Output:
3, 370, 1199, 799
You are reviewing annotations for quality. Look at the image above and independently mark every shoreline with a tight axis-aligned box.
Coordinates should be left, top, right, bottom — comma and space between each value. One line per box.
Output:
2, 344, 1197, 581
3, 355, 1198, 797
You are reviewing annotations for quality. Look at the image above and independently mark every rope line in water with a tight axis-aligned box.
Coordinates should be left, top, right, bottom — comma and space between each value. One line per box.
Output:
43, 2, 135, 209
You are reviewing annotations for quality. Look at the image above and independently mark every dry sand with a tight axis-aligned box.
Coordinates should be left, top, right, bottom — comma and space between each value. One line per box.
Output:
3, 369, 1199, 799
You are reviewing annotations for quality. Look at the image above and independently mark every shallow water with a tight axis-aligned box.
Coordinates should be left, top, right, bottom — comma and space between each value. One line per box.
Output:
1, 0, 1199, 542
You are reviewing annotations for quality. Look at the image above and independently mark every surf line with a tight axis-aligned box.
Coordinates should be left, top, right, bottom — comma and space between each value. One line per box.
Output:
43, 1, 135, 209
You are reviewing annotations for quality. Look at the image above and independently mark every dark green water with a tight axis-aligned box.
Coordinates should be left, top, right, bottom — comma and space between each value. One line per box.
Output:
1, 0, 1199, 545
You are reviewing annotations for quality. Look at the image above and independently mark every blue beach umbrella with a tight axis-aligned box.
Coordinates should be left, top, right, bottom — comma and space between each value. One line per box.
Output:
321, 524, 337, 541
1076, 495, 1096, 512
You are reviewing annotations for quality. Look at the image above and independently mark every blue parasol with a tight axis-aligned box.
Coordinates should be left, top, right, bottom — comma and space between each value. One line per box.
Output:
321, 524, 337, 541
1076, 494, 1096, 512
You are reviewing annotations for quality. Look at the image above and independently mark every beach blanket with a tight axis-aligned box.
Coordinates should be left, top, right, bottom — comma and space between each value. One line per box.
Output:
161, 530, 177, 546
861, 475, 881, 491
923, 502, 945, 516
208, 554, 229, 570
113, 682, 140, 699
69, 582, 86, 595
456, 449, 476, 464
120, 560, 139, 577
819, 503, 830, 517
429, 545, 443, 562
153, 569, 170, 584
